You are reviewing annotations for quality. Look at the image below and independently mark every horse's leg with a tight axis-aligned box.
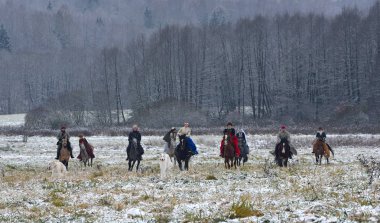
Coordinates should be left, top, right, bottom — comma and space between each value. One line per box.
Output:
90, 158, 93, 167
136, 160, 140, 172
178, 160, 183, 171
185, 159, 189, 171
326, 157, 329, 164
128, 160, 132, 171
131, 160, 136, 171
284, 159, 288, 167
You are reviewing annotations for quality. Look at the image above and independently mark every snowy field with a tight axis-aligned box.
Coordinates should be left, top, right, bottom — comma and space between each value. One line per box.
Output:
0, 114, 25, 127
0, 134, 379, 222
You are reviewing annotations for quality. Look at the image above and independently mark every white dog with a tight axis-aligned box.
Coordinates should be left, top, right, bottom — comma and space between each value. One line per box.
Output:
48, 160, 67, 180
159, 153, 173, 179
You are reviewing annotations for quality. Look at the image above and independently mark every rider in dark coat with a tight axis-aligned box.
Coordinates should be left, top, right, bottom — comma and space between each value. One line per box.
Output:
126, 125, 144, 160
163, 127, 177, 153
316, 128, 327, 141
55, 126, 74, 159
163, 127, 177, 147
237, 129, 249, 161
313, 127, 333, 156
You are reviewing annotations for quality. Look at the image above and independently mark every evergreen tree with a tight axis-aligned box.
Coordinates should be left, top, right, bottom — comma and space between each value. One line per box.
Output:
47, 1, 52, 10
209, 6, 227, 28
144, 7, 154, 29
0, 24, 11, 52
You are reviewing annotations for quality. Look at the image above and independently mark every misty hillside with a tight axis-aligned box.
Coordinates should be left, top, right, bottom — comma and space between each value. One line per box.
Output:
0, 0, 380, 128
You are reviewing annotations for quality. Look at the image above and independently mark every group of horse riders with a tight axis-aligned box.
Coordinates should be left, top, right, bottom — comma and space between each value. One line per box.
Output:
54, 122, 333, 164
55, 126, 95, 161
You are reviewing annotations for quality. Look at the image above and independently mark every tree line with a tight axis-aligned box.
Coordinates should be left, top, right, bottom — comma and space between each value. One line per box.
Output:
122, 2, 380, 126
1, 1, 380, 128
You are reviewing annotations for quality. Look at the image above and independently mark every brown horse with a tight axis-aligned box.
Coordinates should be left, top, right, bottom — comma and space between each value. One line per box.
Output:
175, 135, 193, 171
313, 140, 329, 165
59, 137, 70, 170
223, 135, 236, 169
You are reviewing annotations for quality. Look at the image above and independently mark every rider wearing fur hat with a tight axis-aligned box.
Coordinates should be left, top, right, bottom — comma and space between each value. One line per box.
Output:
55, 126, 74, 159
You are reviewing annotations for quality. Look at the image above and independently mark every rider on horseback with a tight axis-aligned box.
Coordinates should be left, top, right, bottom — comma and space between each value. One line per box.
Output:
177, 122, 191, 137
177, 122, 198, 155
271, 125, 293, 157
220, 122, 240, 158
236, 129, 249, 161
126, 125, 144, 161
163, 127, 177, 152
55, 126, 74, 159
77, 134, 95, 161
313, 127, 332, 156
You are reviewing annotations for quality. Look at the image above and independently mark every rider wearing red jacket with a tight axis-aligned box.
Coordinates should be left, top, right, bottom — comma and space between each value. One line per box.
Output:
220, 122, 241, 158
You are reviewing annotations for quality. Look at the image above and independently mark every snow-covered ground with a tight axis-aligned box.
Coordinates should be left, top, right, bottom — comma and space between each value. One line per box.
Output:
0, 114, 25, 127
0, 134, 379, 222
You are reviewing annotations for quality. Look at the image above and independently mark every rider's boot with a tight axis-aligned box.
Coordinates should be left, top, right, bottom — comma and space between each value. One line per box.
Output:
55, 147, 61, 160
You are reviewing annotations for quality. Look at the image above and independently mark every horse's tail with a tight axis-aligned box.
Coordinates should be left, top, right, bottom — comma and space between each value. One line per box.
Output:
243, 155, 248, 163
327, 143, 334, 156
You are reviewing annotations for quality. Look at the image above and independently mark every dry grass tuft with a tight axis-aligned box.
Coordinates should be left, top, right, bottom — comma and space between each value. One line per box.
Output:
229, 196, 264, 219
205, 175, 217, 180
98, 195, 114, 206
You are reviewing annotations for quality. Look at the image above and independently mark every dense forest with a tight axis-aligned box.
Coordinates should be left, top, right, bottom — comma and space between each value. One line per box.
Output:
0, 0, 379, 128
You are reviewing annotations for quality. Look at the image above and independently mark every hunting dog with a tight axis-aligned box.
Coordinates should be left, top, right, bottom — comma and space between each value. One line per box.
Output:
159, 153, 173, 179
48, 160, 67, 180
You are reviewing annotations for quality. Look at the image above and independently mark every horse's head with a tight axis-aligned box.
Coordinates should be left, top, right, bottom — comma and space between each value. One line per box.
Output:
179, 134, 186, 141
170, 132, 177, 142
132, 138, 138, 148
160, 153, 166, 162
62, 137, 68, 147
224, 134, 230, 146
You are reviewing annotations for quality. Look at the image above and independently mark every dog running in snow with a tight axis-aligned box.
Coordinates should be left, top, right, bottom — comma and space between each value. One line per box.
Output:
159, 153, 173, 179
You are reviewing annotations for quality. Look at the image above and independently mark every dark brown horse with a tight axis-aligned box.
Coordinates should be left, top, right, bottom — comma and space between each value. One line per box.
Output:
175, 135, 193, 171
59, 137, 70, 170
223, 134, 236, 169
128, 139, 141, 172
275, 140, 291, 167
313, 140, 330, 165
